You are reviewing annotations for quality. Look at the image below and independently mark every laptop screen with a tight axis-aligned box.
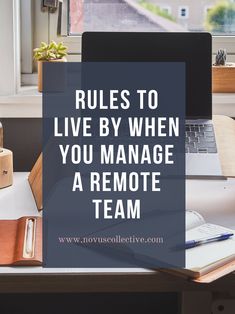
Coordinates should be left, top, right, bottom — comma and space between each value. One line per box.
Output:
82, 32, 212, 119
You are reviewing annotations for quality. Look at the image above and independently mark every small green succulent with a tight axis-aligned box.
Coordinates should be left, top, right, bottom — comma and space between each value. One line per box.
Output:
33, 41, 68, 61
214, 48, 227, 66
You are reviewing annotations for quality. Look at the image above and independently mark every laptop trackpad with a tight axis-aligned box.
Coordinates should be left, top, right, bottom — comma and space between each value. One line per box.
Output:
186, 153, 223, 178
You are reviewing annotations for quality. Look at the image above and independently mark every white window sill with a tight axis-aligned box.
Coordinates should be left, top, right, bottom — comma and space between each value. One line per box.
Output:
0, 88, 235, 118
0, 87, 42, 118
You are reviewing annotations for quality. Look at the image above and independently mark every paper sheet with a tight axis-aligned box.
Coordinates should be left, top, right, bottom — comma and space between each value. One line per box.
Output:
186, 223, 235, 270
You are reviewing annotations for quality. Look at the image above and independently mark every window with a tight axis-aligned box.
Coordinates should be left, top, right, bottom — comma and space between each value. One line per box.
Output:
68, 0, 170, 33
20, 0, 235, 88
178, 6, 189, 19
60, 0, 235, 62
160, 5, 172, 15
69, 0, 83, 34
66, 0, 235, 34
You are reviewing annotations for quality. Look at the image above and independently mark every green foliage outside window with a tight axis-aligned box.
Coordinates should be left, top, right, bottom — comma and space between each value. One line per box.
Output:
138, 0, 176, 22
205, 0, 235, 33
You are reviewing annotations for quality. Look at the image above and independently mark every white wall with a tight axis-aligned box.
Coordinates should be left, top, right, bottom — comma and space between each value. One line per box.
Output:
0, 0, 20, 96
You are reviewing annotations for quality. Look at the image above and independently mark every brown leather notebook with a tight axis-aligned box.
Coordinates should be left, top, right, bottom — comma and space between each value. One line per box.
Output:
0, 216, 42, 266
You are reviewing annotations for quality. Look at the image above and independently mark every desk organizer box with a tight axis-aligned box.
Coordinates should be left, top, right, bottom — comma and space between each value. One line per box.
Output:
0, 148, 13, 189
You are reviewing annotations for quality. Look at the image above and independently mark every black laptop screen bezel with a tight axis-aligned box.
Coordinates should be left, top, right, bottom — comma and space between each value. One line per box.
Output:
82, 32, 212, 120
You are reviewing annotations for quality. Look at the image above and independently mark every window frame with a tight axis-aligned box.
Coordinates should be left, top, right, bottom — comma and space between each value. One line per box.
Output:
50, 3, 235, 57
21, 0, 33, 74
21, 0, 235, 85
49, 0, 81, 60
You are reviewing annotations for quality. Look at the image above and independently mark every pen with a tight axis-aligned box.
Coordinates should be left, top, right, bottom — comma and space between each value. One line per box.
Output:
26, 219, 34, 255
186, 232, 234, 249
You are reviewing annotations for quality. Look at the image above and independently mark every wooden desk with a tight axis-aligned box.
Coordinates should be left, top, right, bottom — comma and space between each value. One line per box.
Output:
0, 172, 234, 293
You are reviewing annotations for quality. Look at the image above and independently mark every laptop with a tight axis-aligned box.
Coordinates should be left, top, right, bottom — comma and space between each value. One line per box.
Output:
82, 32, 222, 178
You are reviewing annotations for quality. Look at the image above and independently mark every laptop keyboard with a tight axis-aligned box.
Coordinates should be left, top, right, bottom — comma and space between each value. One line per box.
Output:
186, 123, 217, 154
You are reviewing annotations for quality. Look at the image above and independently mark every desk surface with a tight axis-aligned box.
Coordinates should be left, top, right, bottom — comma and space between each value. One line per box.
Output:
0, 172, 235, 292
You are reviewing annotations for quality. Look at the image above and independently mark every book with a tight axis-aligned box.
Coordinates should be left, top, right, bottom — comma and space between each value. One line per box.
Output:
0, 216, 42, 266
86, 209, 235, 282
164, 210, 235, 283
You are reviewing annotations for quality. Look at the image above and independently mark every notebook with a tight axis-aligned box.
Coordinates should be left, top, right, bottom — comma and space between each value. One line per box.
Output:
0, 216, 42, 266
163, 210, 235, 283
84, 209, 235, 282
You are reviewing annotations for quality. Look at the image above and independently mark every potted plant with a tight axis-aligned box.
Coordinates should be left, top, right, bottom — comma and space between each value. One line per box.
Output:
33, 41, 68, 92
212, 49, 235, 93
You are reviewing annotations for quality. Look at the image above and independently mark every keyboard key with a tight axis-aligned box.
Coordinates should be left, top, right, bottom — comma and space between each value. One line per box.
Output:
205, 131, 214, 137
196, 131, 205, 137
204, 125, 213, 131
187, 131, 196, 137
190, 137, 199, 143
208, 148, 217, 153
197, 142, 216, 148
198, 148, 208, 153
199, 136, 215, 143
188, 142, 196, 148
189, 147, 198, 153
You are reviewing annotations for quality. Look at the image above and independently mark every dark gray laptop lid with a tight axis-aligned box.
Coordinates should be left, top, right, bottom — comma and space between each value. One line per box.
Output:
82, 32, 212, 119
